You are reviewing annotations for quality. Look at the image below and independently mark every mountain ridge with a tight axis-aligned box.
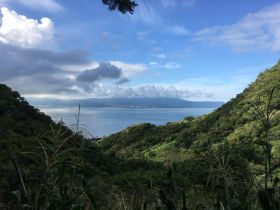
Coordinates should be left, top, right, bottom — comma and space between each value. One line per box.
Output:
28, 97, 224, 108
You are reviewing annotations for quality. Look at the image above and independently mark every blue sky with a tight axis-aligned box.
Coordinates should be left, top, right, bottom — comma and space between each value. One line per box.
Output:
0, 0, 280, 101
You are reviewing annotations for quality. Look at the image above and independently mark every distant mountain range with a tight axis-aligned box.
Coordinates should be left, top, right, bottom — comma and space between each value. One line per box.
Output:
29, 97, 224, 108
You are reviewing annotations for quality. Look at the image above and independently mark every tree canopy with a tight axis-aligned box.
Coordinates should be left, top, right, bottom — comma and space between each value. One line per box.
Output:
102, 0, 137, 14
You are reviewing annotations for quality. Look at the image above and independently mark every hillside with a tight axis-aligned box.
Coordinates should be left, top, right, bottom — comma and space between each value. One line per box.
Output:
29, 97, 223, 108
0, 84, 171, 209
0, 84, 56, 162
100, 61, 280, 162
96, 61, 280, 209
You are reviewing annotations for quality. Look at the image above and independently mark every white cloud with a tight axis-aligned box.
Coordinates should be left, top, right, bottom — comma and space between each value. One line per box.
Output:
194, 3, 280, 52
149, 62, 158, 66
110, 84, 197, 98
61, 62, 99, 73
0, 42, 148, 98
54, 60, 147, 79
18, 0, 63, 12
0, 40, 209, 100
110, 61, 147, 78
168, 25, 190, 36
0, 7, 54, 48
45, 83, 206, 99
164, 62, 180, 69
3, 38, 269, 101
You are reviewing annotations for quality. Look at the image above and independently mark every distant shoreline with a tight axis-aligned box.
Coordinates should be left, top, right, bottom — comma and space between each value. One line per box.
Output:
28, 97, 224, 109
35, 105, 219, 109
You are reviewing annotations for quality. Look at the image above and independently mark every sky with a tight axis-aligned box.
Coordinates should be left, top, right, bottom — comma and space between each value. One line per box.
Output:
0, 0, 280, 102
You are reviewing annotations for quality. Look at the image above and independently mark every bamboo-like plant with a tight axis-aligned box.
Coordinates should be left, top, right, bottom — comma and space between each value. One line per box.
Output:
10, 122, 97, 210
249, 86, 280, 210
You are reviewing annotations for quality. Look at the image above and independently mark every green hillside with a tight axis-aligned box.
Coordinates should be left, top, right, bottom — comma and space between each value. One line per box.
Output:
100, 61, 280, 163
0, 84, 56, 162
98, 61, 280, 209
0, 84, 170, 209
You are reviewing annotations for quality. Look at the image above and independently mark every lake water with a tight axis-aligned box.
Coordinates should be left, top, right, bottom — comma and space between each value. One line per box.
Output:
39, 107, 215, 137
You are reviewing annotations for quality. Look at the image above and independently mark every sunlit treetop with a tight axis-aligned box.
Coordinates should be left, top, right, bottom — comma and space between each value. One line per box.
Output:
102, 0, 138, 14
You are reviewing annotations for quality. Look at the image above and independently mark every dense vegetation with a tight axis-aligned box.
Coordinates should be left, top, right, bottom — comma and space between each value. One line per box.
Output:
101, 62, 280, 162
1, 61, 280, 209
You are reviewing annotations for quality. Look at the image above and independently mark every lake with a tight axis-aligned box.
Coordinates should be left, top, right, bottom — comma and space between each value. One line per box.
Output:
39, 107, 215, 137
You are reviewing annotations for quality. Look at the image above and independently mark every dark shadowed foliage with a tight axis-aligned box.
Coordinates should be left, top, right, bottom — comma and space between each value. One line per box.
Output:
102, 0, 138, 14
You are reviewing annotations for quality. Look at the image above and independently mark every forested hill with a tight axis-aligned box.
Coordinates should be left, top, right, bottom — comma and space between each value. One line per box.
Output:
0, 83, 173, 209
0, 84, 56, 161
100, 61, 280, 161
0, 84, 53, 134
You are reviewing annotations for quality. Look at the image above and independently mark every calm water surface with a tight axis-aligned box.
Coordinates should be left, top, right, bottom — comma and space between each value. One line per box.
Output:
39, 107, 215, 137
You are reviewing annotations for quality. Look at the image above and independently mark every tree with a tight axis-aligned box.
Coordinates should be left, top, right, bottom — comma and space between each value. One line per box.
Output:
250, 87, 280, 210
250, 87, 280, 190
102, 0, 137, 14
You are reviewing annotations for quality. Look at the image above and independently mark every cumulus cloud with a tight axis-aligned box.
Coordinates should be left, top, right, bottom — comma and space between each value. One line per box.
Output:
0, 43, 88, 81
61, 61, 147, 78
76, 63, 122, 83
0, 7, 54, 48
110, 61, 147, 78
121, 85, 197, 98
6, 75, 76, 95
0, 42, 90, 94
194, 3, 280, 52
0, 6, 211, 100
0, 41, 209, 99
0, 42, 154, 98
72, 83, 207, 99
115, 78, 130, 85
